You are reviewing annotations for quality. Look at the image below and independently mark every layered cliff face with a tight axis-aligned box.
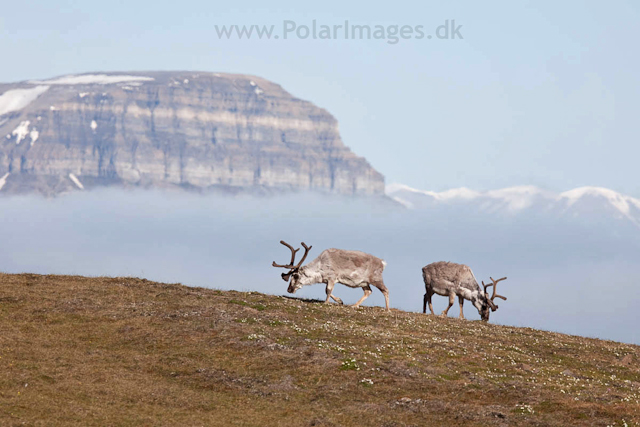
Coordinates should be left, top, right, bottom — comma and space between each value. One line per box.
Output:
0, 72, 384, 196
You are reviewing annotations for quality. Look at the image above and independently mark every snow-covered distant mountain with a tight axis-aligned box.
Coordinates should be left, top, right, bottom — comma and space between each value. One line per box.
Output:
386, 183, 640, 228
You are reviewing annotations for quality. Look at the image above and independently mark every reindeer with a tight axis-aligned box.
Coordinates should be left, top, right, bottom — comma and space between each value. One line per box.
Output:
272, 241, 390, 310
422, 261, 507, 321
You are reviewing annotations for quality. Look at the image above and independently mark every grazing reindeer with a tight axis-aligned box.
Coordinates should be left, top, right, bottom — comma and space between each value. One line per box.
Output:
272, 241, 390, 310
422, 261, 507, 321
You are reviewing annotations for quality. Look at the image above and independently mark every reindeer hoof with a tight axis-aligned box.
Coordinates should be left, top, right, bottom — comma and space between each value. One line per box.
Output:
350, 304, 363, 309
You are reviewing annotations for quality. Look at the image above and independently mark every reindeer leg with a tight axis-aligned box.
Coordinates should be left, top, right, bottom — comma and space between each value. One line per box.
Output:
441, 293, 454, 317
458, 295, 465, 319
367, 277, 389, 311
324, 281, 336, 304
428, 291, 435, 315
425, 289, 435, 315
351, 285, 372, 308
330, 294, 343, 304
369, 280, 390, 311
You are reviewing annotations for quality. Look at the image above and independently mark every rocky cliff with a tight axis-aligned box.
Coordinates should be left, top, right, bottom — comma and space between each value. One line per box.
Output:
0, 72, 384, 196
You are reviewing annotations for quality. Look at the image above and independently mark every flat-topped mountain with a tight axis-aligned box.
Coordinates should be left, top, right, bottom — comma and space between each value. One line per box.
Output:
0, 72, 384, 196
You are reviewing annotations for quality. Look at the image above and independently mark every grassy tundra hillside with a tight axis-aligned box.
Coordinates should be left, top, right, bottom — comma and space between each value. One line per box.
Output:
0, 273, 638, 426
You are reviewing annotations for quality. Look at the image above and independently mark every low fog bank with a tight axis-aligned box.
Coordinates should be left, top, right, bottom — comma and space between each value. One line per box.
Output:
0, 189, 638, 345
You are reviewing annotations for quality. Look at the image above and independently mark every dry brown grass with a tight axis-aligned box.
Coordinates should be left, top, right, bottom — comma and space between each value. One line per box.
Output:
0, 273, 638, 426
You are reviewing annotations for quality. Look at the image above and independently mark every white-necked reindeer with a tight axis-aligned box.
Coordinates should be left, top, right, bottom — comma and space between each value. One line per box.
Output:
272, 241, 390, 310
422, 261, 507, 322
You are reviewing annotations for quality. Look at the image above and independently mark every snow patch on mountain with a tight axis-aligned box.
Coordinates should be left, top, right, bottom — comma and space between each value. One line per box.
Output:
388, 184, 555, 211
0, 86, 50, 116
387, 183, 640, 226
29, 128, 39, 145
0, 173, 9, 191
484, 186, 556, 211
11, 120, 31, 144
386, 183, 479, 200
29, 74, 154, 85
560, 187, 632, 214
68, 173, 84, 190
385, 184, 481, 206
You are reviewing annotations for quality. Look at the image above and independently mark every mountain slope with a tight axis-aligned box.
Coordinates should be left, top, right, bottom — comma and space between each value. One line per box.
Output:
0, 72, 384, 196
1, 273, 638, 426
387, 183, 640, 228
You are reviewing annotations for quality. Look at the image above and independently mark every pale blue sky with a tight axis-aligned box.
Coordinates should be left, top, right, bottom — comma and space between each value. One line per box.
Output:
2, 0, 639, 196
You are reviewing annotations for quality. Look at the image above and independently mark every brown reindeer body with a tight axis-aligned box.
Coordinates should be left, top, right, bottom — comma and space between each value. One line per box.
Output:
422, 261, 507, 321
273, 241, 390, 310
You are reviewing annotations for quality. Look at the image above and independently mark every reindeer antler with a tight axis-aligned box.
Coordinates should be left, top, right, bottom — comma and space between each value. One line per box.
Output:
482, 280, 490, 294
293, 242, 312, 269
486, 276, 508, 301
272, 241, 312, 270
272, 240, 300, 268
273, 240, 313, 282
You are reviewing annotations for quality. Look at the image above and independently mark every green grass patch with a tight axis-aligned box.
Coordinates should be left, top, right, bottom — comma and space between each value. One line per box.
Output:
340, 358, 360, 371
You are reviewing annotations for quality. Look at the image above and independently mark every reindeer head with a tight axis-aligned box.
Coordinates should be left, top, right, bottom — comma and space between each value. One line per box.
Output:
272, 240, 312, 293
479, 276, 508, 321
